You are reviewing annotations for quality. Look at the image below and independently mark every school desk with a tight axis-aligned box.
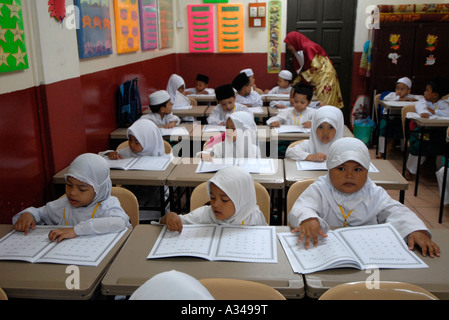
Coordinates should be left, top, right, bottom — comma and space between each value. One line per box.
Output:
283, 158, 408, 204
303, 228, 449, 299
270, 125, 354, 142
171, 105, 210, 119
100, 224, 305, 299
187, 94, 216, 104
192, 124, 271, 143
109, 123, 193, 141
0, 224, 131, 300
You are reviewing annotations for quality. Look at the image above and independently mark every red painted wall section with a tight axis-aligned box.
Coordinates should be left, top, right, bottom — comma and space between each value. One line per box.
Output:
350, 51, 373, 119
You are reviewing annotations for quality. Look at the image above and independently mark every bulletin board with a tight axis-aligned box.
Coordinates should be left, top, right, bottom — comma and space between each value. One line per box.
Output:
139, 0, 158, 50
0, 0, 29, 73
113, 0, 140, 54
187, 4, 214, 53
267, 0, 281, 73
75, 0, 113, 59
159, 0, 174, 49
217, 3, 244, 53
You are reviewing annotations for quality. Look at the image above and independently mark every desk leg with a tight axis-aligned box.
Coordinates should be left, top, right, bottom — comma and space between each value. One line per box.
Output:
383, 110, 390, 160
399, 190, 405, 204
439, 156, 448, 223
414, 126, 424, 197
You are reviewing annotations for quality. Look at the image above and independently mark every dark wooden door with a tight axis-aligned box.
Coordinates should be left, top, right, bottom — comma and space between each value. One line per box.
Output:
286, 0, 356, 113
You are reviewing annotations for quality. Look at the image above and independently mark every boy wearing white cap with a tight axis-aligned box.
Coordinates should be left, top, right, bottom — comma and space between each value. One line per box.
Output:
240, 68, 261, 94
141, 90, 180, 128
265, 70, 293, 95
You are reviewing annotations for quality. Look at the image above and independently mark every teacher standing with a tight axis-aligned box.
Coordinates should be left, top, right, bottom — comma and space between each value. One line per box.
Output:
284, 31, 344, 109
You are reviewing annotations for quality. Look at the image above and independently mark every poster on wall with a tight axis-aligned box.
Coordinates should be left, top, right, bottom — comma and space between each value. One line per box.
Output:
75, 0, 113, 59
159, 0, 174, 49
217, 3, 244, 53
139, 0, 158, 50
267, 0, 281, 73
0, 0, 29, 73
114, 0, 140, 54
187, 4, 214, 53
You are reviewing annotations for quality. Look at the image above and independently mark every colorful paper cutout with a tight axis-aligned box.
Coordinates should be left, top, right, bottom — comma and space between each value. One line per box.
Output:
389, 34, 401, 50
75, 0, 113, 59
267, 0, 281, 73
159, 0, 174, 49
217, 3, 244, 53
113, 0, 140, 54
139, 0, 158, 50
48, 0, 66, 22
187, 4, 214, 53
0, 0, 29, 73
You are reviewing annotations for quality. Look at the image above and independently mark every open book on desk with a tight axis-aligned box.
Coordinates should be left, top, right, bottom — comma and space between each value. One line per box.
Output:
196, 158, 275, 174
148, 225, 277, 263
107, 155, 172, 171
296, 161, 379, 172
275, 125, 311, 134
278, 223, 427, 274
0, 226, 127, 266
159, 127, 190, 136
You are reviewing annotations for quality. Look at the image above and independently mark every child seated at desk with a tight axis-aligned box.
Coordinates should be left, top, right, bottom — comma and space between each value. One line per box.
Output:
266, 83, 317, 128
288, 137, 440, 258
207, 84, 251, 125
141, 90, 181, 128
240, 68, 262, 94
161, 166, 268, 233
232, 72, 263, 108
201, 111, 260, 160
12, 153, 131, 241
166, 74, 192, 109
264, 70, 293, 95
186, 74, 214, 95
405, 77, 449, 180
285, 105, 344, 162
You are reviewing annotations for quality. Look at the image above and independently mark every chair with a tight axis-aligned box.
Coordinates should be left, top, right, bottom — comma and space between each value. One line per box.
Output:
188, 96, 198, 106
287, 139, 306, 150
401, 104, 416, 141
0, 287, 8, 300
190, 181, 271, 225
318, 281, 438, 300
199, 278, 286, 300
286, 179, 316, 214
111, 187, 139, 228
117, 140, 172, 154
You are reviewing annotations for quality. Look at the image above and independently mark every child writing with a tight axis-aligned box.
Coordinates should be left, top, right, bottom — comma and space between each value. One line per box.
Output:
186, 74, 214, 95
161, 166, 267, 233
405, 77, 449, 179
141, 90, 180, 128
265, 70, 293, 95
232, 72, 263, 108
266, 83, 317, 128
285, 105, 344, 162
207, 84, 251, 125
12, 153, 131, 242
201, 111, 260, 160
288, 137, 440, 258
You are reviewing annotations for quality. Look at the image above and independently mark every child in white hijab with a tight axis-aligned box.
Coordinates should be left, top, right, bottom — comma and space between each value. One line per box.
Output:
200, 111, 260, 160
166, 74, 193, 122
13, 153, 131, 241
101, 119, 167, 160
288, 137, 440, 258
285, 105, 344, 161
161, 166, 268, 233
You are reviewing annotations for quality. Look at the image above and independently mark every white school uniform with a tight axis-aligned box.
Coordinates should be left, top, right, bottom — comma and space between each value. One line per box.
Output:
288, 137, 430, 240
285, 106, 344, 161
269, 100, 320, 109
207, 102, 251, 125
141, 112, 181, 126
266, 106, 316, 126
267, 86, 292, 95
186, 88, 215, 95
235, 91, 263, 108
179, 166, 267, 226
12, 153, 131, 236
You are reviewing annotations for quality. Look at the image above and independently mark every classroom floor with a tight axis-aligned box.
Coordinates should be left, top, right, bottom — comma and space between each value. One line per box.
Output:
370, 145, 449, 230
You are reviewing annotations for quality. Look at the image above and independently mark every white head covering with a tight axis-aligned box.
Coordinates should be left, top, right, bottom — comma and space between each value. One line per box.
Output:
279, 70, 293, 81
207, 166, 262, 225
126, 119, 165, 156
240, 68, 254, 77
149, 90, 170, 106
166, 74, 191, 107
397, 77, 412, 89
224, 111, 259, 158
129, 270, 214, 300
327, 137, 371, 171
309, 105, 344, 155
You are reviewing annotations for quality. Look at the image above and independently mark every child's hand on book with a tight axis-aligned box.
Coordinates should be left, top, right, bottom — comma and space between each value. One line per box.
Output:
14, 212, 36, 235
48, 228, 77, 243
161, 212, 183, 234
107, 151, 124, 160
408, 231, 441, 258
292, 218, 327, 249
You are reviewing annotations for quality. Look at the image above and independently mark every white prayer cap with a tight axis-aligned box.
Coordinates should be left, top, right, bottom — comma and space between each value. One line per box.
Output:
397, 77, 412, 89
279, 70, 293, 81
149, 90, 170, 106
240, 68, 254, 77
129, 270, 214, 300
326, 137, 371, 171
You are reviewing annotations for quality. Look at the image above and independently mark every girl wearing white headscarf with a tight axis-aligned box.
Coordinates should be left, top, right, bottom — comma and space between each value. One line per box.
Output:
285, 105, 344, 161
166, 74, 192, 110
13, 153, 131, 239
161, 166, 267, 232
201, 111, 260, 159
288, 137, 440, 257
